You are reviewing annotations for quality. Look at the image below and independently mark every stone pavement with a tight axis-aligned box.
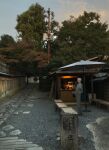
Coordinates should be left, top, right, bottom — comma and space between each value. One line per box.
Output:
0, 136, 43, 150
0, 86, 32, 126
0, 84, 60, 150
1, 84, 109, 150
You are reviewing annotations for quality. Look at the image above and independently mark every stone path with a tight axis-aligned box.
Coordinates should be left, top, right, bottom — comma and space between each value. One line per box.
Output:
0, 123, 43, 150
0, 137, 43, 150
0, 84, 109, 150
0, 86, 32, 126
0, 85, 60, 150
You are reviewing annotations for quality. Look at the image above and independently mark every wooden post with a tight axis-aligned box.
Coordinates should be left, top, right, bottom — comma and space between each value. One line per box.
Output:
60, 107, 78, 150
47, 8, 51, 63
57, 76, 61, 98
91, 76, 94, 99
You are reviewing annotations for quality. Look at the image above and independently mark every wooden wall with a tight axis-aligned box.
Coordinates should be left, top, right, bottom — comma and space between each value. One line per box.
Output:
94, 79, 109, 101
104, 80, 109, 101
0, 77, 26, 99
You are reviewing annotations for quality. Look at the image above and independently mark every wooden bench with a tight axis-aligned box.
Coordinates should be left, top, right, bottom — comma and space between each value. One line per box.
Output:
54, 99, 63, 103
56, 102, 67, 108
54, 99, 89, 109
65, 102, 89, 106
54, 99, 64, 111
92, 99, 109, 108
65, 102, 76, 106
61, 107, 78, 115
55, 102, 68, 111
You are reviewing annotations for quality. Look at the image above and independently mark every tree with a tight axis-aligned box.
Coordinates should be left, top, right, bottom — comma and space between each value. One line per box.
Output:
16, 3, 46, 49
0, 34, 17, 64
57, 11, 109, 65
15, 3, 59, 76
0, 34, 16, 48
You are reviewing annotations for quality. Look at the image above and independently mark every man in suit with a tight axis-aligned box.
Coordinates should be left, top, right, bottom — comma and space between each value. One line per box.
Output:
75, 78, 83, 114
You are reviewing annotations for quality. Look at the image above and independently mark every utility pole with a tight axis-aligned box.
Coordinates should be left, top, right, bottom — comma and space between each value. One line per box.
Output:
47, 8, 51, 63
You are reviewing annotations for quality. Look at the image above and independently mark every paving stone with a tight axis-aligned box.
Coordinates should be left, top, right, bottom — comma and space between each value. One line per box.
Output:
2, 125, 14, 131
14, 112, 19, 115
29, 100, 35, 102
29, 96, 36, 99
0, 148, 14, 150
21, 104, 26, 107
56, 132, 60, 137
15, 148, 26, 150
0, 113, 3, 118
0, 139, 26, 144
0, 131, 6, 137
11, 104, 17, 108
4, 116, 8, 121
0, 85, 60, 150
27, 104, 33, 107
19, 110, 23, 113
9, 129, 22, 136
0, 120, 4, 125
56, 137, 60, 141
0, 141, 28, 146
0, 137, 18, 141
23, 111, 30, 114
27, 147, 43, 150
0, 143, 38, 149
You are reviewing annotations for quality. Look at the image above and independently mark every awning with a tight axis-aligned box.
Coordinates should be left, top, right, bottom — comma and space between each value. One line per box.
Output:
93, 76, 108, 81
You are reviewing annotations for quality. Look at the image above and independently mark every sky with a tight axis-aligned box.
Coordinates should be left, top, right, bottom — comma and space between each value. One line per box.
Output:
0, 0, 109, 40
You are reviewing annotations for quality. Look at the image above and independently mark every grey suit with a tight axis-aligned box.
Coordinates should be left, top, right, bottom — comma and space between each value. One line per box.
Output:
75, 82, 83, 114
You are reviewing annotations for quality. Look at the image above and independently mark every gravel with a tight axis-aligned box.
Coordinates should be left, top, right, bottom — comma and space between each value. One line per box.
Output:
3, 85, 60, 150
0, 84, 109, 150
77, 105, 109, 150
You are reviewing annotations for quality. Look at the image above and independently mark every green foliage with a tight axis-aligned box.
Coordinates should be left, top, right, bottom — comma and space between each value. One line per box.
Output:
1, 9, 109, 75
47, 57, 63, 71
14, 61, 38, 76
0, 34, 16, 48
0, 34, 18, 63
16, 3, 46, 49
57, 11, 109, 65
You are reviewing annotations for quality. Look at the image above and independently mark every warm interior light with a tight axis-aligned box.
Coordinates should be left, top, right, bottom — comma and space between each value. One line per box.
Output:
64, 81, 75, 90
61, 76, 76, 79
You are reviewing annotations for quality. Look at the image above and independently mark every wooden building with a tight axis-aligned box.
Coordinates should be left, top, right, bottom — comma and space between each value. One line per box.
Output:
87, 56, 109, 106
50, 60, 105, 103
0, 62, 26, 99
